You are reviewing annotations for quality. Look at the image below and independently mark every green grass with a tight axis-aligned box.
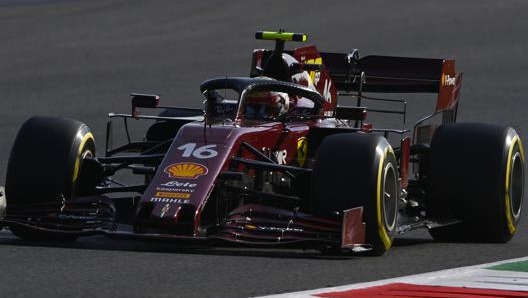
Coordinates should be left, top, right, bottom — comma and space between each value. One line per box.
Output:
488, 261, 528, 272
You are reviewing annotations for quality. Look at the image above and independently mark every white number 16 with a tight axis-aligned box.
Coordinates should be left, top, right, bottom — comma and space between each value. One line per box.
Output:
177, 143, 218, 159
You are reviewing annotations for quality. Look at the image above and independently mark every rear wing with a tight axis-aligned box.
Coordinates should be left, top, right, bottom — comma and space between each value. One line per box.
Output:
250, 31, 461, 114
319, 52, 463, 113
251, 49, 462, 114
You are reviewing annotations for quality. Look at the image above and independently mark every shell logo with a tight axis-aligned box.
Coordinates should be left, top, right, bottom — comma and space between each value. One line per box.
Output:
164, 162, 208, 179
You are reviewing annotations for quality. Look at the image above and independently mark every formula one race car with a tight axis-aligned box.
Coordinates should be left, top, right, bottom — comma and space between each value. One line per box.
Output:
0, 31, 524, 255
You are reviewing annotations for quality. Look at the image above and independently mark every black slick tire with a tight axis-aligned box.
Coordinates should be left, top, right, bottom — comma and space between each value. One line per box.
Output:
5, 116, 96, 241
311, 133, 399, 255
427, 123, 524, 243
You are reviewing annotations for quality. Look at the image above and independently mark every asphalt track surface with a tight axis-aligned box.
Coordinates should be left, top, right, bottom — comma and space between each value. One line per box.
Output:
1, 1, 528, 297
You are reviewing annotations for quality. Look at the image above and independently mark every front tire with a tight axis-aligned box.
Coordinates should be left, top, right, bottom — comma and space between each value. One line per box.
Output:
6, 116, 96, 241
311, 133, 399, 255
427, 123, 524, 242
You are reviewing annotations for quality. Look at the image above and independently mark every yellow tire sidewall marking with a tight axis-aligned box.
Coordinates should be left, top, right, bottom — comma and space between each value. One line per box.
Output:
376, 146, 393, 250
505, 135, 524, 235
73, 132, 94, 183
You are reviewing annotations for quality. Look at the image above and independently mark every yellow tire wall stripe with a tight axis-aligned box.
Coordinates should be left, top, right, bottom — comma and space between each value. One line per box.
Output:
376, 146, 393, 249
505, 134, 524, 234
73, 132, 94, 183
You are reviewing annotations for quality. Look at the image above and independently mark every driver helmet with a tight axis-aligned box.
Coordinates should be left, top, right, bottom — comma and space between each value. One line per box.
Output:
245, 91, 290, 120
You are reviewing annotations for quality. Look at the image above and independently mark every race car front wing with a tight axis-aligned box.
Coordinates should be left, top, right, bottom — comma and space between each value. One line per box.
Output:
0, 192, 369, 252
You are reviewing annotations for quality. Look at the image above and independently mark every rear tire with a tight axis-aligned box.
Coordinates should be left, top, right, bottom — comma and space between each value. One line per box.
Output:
427, 123, 524, 243
6, 116, 96, 241
311, 133, 399, 255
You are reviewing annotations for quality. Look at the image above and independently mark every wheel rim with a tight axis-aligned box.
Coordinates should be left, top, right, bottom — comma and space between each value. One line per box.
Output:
510, 151, 524, 220
383, 162, 398, 232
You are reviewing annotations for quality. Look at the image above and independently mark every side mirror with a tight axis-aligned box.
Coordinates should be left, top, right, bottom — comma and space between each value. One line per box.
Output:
131, 93, 159, 117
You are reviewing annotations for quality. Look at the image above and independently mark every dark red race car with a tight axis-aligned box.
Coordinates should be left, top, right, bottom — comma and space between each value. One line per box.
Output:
0, 31, 524, 255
